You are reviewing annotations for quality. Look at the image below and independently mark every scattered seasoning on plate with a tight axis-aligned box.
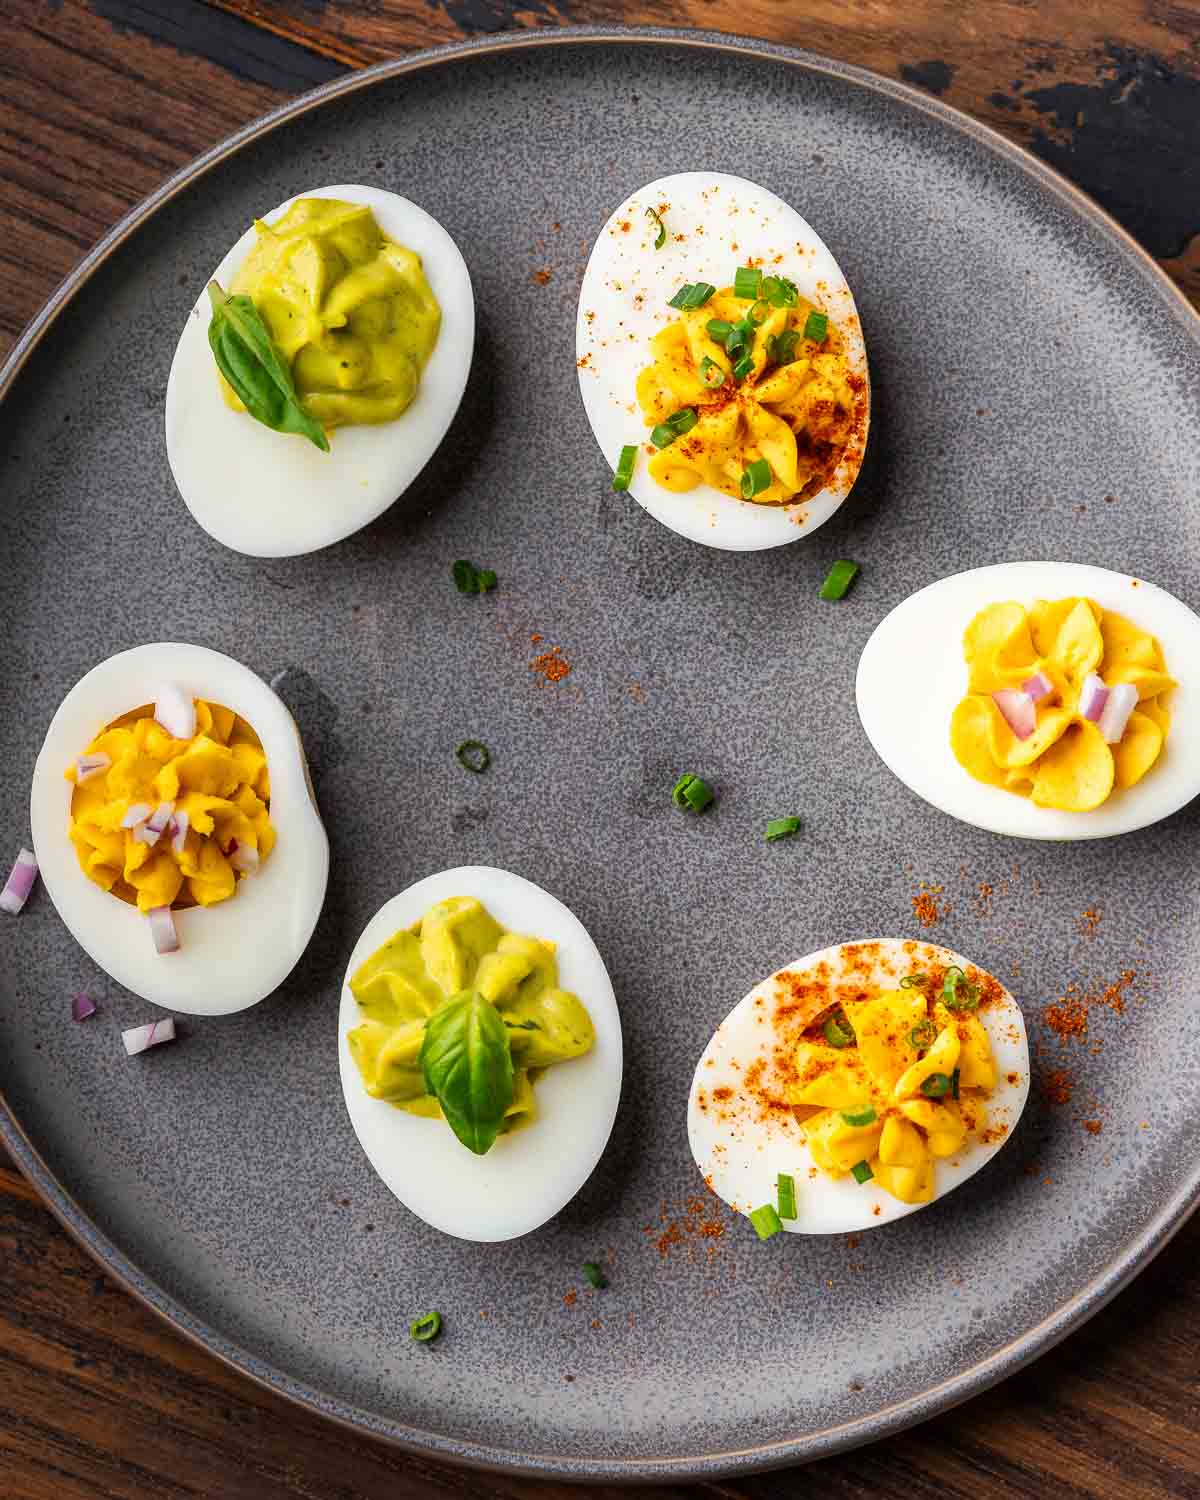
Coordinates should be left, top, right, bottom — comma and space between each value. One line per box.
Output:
911, 883, 944, 928
1042, 1068, 1074, 1106
1042, 969, 1139, 1047
531, 645, 571, 683
532, 268, 552, 285
1078, 907, 1103, 938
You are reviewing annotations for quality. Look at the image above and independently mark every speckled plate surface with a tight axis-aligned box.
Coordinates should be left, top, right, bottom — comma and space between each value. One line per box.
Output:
2, 27, 1199, 1482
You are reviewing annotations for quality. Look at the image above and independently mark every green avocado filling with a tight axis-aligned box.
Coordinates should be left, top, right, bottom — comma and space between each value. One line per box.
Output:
346, 896, 596, 1154
220, 196, 441, 431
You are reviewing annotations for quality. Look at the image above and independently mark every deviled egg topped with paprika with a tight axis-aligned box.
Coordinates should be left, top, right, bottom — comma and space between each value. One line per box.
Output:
688, 939, 1029, 1236
856, 561, 1200, 839
338, 865, 623, 1242
166, 184, 474, 558
30, 642, 328, 1014
576, 171, 869, 551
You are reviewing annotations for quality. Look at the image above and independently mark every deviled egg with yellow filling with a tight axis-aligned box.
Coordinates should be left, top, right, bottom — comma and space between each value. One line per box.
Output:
339, 866, 623, 1241
30, 643, 328, 1014
166, 185, 474, 557
577, 171, 869, 550
857, 561, 1200, 839
688, 939, 1028, 1235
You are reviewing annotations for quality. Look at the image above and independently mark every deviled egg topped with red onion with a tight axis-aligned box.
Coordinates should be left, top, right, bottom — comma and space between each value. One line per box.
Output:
576, 171, 869, 551
857, 561, 1200, 839
30, 642, 328, 1014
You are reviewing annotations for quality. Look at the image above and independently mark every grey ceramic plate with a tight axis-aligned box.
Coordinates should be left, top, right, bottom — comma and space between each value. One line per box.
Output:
2, 27, 1199, 1482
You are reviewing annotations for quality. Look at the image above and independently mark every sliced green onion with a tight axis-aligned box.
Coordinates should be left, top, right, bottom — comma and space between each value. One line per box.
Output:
951, 1067, 961, 1101
942, 966, 980, 1011
921, 1072, 953, 1099
764, 816, 801, 842
768, 275, 798, 307
699, 357, 725, 388
454, 559, 496, 594
740, 458, 771, 499
645, 206, 666, 250
841, 1106, 877, 1127
850, 1160, 873, 1185
748, 298, 770, 326
612, 443, 638, 491
410, 1311, 442, 1343
749, 1203, 783, 1240
582, 1261, 608, 1289
823, 1013, 855, 1049
672, 772, 714, 813
734, 265, 762, 299
725, 326, 749, 357
455, 740, 490, 774
908, 1019, 938, 1050
777, 1172, 797, 1220
899, 973, 928, 989
668, 284, 694, 309
803, 310, 829, 342
767, 329, 800, 366
732, 354, 755, 382
670, 407, 698, 436
675, 281, 716, 310
651, 422, 677, 449
818, 560, 860, 601
706, 318, 733, 342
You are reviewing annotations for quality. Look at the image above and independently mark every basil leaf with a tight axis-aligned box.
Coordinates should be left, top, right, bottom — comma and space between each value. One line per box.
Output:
206, 281, 329, 452
419, 990, 514, 1155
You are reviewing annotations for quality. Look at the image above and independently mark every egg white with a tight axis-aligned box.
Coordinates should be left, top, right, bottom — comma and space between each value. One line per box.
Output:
30, 642, 329, 1015
576, 170, 869, 552
165, 184, 474, 558
856, 561, 1200, 840
688, 939, 1029, 1235
338, 865, 623, 1242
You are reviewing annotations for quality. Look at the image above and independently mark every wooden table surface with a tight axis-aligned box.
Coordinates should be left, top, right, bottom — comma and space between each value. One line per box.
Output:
2, 4, 1199, 1497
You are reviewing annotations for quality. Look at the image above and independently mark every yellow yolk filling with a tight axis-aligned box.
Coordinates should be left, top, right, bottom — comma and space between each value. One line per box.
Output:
635, 288, 860, 505
950, 597, 1174, 812
787, 987, 997, 1205
67, 699, 275, 913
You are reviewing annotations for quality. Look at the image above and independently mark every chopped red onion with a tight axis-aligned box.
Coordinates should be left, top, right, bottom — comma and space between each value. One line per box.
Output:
1, 848, 38, 916
136, 801, 176, 847
75, 752, 112, 784
134, 821, 163, 847
148, 905, 179, 955
121, 802, 153, 830
229, 840, 259, 875
122, 1018, 176, 1056
991, 689, 1036, 741
72, 994, 97, 1022
1021, 671, 1054, 705
1099, 682, 1138, 744
155, 684, 196, 741
170, 811, 190, 855
1079, 673, 1109, 723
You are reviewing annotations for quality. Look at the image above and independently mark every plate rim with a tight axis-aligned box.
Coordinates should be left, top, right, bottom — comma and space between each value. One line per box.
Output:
3, 23, 1199, 1480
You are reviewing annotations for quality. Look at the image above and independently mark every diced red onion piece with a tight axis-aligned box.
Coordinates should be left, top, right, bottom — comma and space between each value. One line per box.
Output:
134, 822, 163, 847
170, 811, 190, 855
75, 752, 112, 784
1099, 682, 1138, 744
155, 684, 196, 741
121, 802, 153, 829
122, 1017, 176, 1056
1079, 673, 1109, 723
991, 689, 1036, 741
72, 993, 97, 1022
229, 840, 259, 875
147, 800, 175, 833
1021, 671, 1054, 704
0, 848, 38, 916
148, 905, 179, 955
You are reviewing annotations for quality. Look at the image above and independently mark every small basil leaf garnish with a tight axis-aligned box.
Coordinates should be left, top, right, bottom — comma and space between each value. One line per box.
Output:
419, 990, 514, 1155
206, 280, 329, 452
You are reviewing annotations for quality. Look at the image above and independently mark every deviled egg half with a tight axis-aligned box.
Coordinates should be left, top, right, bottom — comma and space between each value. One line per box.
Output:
166, 184, 474, 557
576, 171, 869, 551
339, 866, 622, 1242
30, 643, 328, 1015
857, 561, 1200, 840
688, 939, 1029, 1235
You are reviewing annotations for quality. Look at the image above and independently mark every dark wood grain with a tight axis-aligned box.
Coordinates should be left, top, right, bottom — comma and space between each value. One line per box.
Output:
3, 3, 1200, 1496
